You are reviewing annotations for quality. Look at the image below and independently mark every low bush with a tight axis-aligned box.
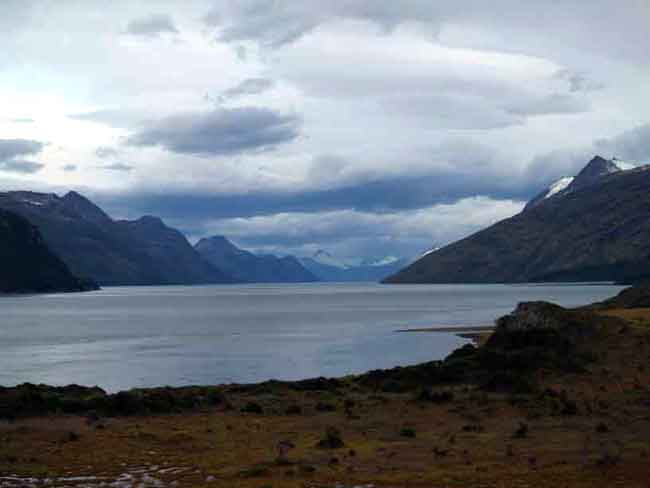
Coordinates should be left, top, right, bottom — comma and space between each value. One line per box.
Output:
316, 426, 344, 449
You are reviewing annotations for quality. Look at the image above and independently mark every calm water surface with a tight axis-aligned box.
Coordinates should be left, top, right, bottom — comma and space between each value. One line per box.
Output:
0, 283, 623, 391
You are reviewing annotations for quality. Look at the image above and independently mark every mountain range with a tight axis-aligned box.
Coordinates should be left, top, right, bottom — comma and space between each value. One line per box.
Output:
195, 235, 318, 283
385, 156, 650, 284
0, 188, 408, 292
11, 154, 637, 292
0, 191, 235, 286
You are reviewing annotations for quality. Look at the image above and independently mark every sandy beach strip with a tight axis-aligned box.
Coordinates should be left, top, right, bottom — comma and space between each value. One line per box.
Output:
396, 324, 494, 344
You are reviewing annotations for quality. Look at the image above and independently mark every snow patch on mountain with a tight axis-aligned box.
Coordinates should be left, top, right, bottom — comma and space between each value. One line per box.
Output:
545, 176, 574, 199
420, 247, 440, 258
612, 157, 636, 171
361, 256, 400, 267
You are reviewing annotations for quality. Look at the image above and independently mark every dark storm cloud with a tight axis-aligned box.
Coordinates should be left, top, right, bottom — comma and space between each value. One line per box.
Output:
220, 78, 274, 100
0, 138, 44, 160
0, 160, 44, 173
127, 107, 301, 156
97, 164, 537, 224
125, 14, 178, 37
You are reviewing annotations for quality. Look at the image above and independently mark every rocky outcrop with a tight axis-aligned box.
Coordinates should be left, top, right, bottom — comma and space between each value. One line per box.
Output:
486, 301, 602, 351
493, 301, 580, 333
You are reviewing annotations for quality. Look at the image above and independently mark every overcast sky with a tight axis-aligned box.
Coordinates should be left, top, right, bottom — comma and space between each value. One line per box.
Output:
1, 0, 649, 259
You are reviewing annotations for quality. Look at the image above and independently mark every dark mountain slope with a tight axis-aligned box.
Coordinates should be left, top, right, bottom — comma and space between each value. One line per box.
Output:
570, 155, 621, 190
0, 209, 97, 293
118, 217, 234, 285
0, 191, 235, 286
385, 157, 650, 284
195, 236, 318, 283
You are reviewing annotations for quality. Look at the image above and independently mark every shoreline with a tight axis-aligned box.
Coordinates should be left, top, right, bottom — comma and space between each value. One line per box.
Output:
396, 324, 495, 345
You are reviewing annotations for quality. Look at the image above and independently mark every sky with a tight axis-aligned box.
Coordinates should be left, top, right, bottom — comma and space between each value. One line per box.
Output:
1, 0, 650, 260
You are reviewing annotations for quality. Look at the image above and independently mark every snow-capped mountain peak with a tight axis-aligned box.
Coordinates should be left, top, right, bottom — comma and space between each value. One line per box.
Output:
524, 156, 625, 212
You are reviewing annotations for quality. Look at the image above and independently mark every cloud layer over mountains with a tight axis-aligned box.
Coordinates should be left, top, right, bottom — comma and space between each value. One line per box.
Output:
1, 0, 649, 259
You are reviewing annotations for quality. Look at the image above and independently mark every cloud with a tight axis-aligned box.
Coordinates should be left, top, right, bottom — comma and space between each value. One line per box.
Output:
204, 1, 650, 66
554, 69, 604, 93
95, 146, 119, 159
11, 118, 35, 124
125, 14, 178, 37
0, 139, 44, 160
68, 109, 144, 129
102, 163, 133, 172
0, 139, 45, 173
95, 146, 533, 227
384, 94, 524, 130
267, 24, 589, 129
204, 1, 444, 48
504, 93, 589, 117
525, 122, 650, 185
62, 164, 77, 172
0, 160, 44, 173
220, 78, 274, 100
594, 124, 650, 164
127, 107, 301, 156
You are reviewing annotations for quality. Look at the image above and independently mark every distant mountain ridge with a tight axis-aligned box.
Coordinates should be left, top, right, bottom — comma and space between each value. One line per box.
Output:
301, 250, 408, 282
385, 156, 650, 284
0, 191, 236, 286
0, 208, 98, 293
195, 235, 318, 283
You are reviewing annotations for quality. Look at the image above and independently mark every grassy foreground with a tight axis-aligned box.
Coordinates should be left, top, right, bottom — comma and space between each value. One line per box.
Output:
1, 289, 650, 487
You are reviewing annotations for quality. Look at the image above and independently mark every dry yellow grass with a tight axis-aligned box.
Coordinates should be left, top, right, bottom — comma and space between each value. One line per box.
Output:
597, 307, 650, 329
